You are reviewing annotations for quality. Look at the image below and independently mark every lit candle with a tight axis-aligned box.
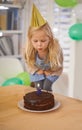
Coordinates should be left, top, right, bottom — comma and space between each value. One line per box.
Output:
36, 83, 42, 95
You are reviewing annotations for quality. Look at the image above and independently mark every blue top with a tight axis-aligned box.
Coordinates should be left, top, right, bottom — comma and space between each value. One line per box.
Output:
30, 54, 59, 82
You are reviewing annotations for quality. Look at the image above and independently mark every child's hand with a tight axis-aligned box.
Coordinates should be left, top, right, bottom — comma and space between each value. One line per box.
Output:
36, 69, 52, 76
37, 69, 44, 74
44, 70, 52, 76
44, 71, 50, 76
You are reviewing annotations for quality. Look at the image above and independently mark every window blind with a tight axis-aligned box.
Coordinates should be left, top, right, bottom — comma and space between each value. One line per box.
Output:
53, 3, 75, 73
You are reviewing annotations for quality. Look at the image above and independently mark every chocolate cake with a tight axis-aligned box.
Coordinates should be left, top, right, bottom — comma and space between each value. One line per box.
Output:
23, 91, 55, 111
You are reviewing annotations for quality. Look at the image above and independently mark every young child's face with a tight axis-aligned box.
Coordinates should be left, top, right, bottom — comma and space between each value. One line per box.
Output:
31, 30, 50, 53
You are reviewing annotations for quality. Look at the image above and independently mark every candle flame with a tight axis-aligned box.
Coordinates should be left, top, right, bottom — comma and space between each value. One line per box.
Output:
37, 83, 40, 87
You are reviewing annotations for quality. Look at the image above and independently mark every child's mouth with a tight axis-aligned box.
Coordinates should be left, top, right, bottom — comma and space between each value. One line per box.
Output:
38, 48, 42, 50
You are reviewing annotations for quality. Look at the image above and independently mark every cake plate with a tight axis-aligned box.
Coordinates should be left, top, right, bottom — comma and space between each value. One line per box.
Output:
18, 99, 61, 113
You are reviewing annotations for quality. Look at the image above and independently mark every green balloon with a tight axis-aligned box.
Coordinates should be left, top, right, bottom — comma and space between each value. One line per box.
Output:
16, 72, 31, 86
55, 0, 77, 7
2, 77, 24, 86
69, 23, 82, 40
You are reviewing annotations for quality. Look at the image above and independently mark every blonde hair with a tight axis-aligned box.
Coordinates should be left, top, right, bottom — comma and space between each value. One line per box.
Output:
25, 23, 62, 70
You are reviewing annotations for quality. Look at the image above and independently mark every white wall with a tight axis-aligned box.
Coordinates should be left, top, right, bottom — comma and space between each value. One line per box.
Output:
73, 41, 82, 100
68, 40, 76, 97
52, 72, 69, 96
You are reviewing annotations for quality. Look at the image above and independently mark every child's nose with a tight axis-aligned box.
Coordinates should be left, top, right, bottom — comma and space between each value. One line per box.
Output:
37, 41, 41, 46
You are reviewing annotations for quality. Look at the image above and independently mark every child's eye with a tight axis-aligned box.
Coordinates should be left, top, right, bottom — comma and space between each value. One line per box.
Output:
41, 40, 46, 42
34, 40, 38, 42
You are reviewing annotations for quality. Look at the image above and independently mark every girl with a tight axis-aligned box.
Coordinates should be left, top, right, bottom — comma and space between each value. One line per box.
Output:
25, 22, 63, 91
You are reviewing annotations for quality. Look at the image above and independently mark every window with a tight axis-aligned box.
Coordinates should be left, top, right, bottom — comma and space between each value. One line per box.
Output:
53, 3, 75, 73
